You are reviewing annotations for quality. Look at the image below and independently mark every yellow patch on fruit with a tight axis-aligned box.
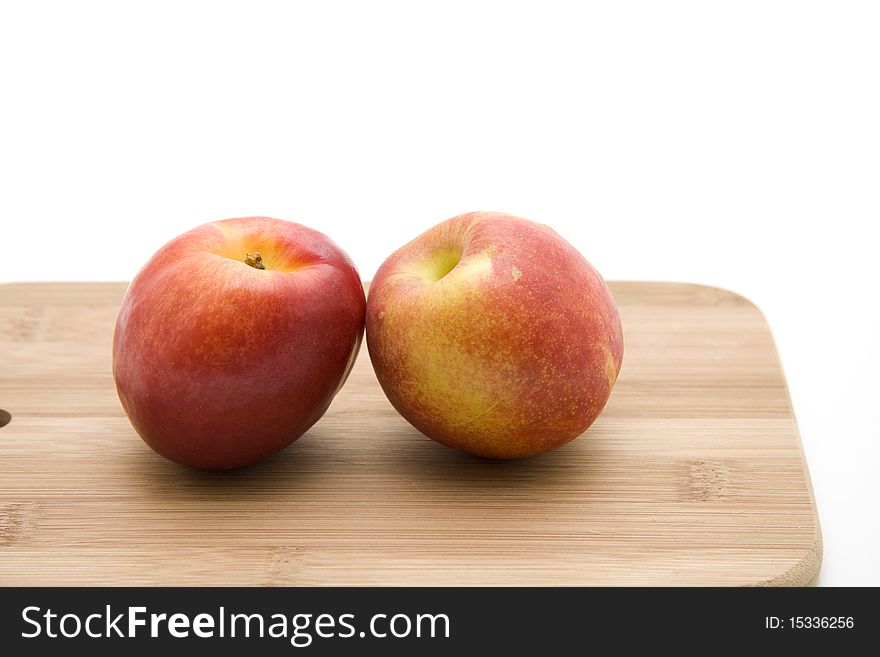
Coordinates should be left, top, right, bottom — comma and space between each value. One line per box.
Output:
511, 266, 522, 282
454, 248, 494, 280
412, 332, 516, 442
389, 270, 519, 449
602, 343, 619, 389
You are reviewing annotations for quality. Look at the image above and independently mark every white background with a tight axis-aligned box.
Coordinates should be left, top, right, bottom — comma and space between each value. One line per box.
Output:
1, 1, 877, 585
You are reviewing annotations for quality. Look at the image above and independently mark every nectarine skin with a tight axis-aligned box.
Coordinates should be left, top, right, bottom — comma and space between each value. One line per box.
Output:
366, 211, 623, 459
113, 217, 365, 469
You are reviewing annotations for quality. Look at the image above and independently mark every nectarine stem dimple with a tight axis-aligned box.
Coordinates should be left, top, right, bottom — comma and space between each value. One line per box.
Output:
422, 248, 461, 283
244, 252, 266, 270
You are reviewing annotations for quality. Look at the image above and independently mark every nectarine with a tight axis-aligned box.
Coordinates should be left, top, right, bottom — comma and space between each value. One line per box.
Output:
113, 216, 365, 469
366, 211, 623, 459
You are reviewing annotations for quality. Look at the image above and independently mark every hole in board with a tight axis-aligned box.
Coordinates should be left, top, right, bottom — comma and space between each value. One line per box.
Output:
0, 410, 10, 428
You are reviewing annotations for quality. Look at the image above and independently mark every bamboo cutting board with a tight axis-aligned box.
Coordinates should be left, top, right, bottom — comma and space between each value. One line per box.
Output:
0, 282, 820, 586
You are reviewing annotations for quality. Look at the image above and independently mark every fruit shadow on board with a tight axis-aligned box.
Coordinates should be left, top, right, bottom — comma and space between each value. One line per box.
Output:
374, 424, 606, 498
124, 432, 331, 503
123, 408, 605, 510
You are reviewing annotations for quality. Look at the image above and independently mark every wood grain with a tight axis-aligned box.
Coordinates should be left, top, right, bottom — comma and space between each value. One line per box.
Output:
0, 282, 821, 586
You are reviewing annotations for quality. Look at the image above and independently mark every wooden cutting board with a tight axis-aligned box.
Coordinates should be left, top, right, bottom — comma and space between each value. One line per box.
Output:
0, 282, 820, 586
